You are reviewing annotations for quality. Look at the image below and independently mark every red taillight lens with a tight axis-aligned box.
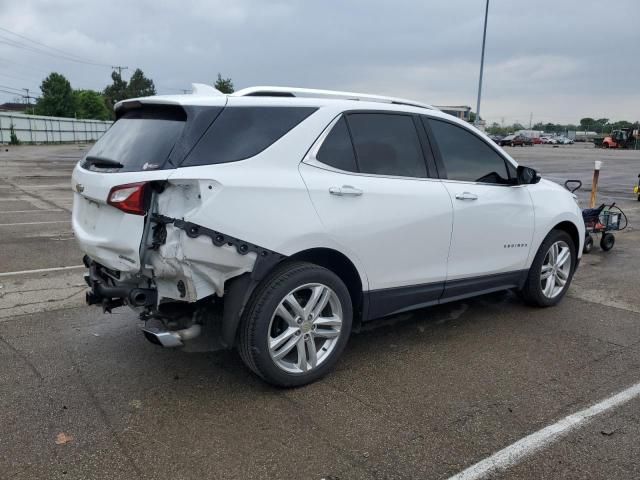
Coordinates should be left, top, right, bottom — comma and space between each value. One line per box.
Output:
107, 182, 149, 215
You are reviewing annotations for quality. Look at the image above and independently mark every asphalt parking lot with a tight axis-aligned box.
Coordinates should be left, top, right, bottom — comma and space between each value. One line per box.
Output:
1, 143, 640, 480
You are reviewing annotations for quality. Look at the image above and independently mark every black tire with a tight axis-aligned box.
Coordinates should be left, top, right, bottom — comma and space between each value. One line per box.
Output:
583, 234, 593, 254
237, 261, 353, 387
600, 233, 615, 251
521, 230, 576, 307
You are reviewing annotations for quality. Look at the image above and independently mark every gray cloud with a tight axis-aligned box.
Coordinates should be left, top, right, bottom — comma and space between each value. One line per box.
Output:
1, 0, 638, 123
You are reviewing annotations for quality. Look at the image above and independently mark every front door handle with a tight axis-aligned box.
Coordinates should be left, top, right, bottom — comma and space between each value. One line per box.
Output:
455, 192, 478, 201
329, 185, 363, 197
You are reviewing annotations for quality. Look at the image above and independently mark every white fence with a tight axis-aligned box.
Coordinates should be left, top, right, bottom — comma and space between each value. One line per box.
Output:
0, 112, 112, 144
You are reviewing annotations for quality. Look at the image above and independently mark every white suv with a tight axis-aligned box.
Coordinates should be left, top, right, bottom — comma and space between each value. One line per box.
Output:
72, 85, 585, 386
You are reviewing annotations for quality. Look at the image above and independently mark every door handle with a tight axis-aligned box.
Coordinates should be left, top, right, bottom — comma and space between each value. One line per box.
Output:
329, 185, 363, 197
455, 192, 478, 201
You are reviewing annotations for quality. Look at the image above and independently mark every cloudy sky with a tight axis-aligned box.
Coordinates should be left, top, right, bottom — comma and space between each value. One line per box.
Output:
1, 0, 638, 125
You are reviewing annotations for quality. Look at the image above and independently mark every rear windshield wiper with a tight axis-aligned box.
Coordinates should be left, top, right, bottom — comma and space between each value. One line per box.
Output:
84, 156, 124, 169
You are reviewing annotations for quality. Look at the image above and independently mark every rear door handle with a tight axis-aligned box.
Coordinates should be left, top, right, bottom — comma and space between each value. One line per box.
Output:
455, 192, 478, 201
329, 185, 363, 197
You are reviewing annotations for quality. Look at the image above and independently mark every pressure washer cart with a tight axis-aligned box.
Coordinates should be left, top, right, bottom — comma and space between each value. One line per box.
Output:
564, 180, 628, 253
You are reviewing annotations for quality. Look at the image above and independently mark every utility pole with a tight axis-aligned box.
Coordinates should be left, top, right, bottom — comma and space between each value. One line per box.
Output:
529, 112, 533, 129
475, 0, 490, 128
23, 88, 34, 114
111, 65, 128, 77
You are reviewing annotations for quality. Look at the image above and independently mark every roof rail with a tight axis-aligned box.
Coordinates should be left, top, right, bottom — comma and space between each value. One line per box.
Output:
231, 86, 437, 111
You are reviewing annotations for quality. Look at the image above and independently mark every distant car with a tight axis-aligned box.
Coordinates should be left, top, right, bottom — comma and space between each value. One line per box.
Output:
556, 136, 573, 145
488, 134, 503, 143
501, 135, 533, 147
540, 136, 556, 144
498, 134, 516, 146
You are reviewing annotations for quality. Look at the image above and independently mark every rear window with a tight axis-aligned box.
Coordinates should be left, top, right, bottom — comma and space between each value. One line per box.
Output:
182, 106, 317, 167
82, 107, 186, 172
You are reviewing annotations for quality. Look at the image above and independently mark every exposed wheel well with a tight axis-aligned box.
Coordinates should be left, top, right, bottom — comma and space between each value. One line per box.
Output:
288, 248, 364, 323
553, 221, 580, 252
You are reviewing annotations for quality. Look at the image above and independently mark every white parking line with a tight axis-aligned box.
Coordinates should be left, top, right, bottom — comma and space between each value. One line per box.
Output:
0, 265, 85, 277
448, 382, 640, 480
0, 220, 69, 227
0, 209, 64, 214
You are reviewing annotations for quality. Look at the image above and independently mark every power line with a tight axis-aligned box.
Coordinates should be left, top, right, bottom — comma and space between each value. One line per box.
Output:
0, 83, 25, 94
0, 35, 112, 68
0, 87, 31, 97
0, 26, 112, 66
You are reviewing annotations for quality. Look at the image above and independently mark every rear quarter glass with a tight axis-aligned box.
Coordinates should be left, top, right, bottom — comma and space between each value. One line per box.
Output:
181, 106, 317, 167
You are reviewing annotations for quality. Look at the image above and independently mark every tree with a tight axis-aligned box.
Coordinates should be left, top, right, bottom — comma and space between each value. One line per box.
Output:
127, 68, 156, 98
103, 71, 129, 113
579, 117, 595, 129
74, 90, 110, 120
214, 73, 234, 94
103, 69, 156, 116
9, 123, 20, 145
35, 72, 76, 117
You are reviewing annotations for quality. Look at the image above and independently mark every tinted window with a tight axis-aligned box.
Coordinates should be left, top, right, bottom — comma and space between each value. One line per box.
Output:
346, 113, 427, 178
427, 119, 510, 184
183, 107, 316, 166
83, 108, 185, 172
316, 117, 357, 172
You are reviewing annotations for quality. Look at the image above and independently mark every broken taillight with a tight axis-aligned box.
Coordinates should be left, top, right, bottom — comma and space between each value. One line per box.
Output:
107, 182, 149, 215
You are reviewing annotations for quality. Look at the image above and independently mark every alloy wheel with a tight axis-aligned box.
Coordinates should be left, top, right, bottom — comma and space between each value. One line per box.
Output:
267, 283, 343, 374
540, 240, 572, 299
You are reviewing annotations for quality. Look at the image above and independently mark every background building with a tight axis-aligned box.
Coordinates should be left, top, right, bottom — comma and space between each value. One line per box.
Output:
435, 105, 472, 122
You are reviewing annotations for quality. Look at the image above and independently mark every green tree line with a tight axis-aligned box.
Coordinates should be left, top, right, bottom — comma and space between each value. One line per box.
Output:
33, 71, 234, 120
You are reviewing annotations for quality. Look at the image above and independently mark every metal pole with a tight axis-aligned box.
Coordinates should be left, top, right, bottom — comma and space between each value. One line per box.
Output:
475, 0, 489, 127
590, 161, 602, 208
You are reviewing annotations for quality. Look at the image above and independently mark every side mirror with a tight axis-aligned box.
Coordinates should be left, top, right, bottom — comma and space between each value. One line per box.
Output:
517, 165, 541, 185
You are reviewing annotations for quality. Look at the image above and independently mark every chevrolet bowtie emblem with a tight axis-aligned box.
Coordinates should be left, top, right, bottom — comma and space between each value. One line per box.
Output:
75, 183, 85, 193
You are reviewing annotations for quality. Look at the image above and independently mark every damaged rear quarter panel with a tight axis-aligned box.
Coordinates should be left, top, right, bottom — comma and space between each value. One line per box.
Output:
145, 106, 369, 303
146, 181, 258, 301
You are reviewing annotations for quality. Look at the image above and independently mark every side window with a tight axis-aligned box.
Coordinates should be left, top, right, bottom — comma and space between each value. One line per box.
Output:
182, 107, 317, 167
426, 118, 511, 184
346, 113, 427, 178
316, 117, 358, 172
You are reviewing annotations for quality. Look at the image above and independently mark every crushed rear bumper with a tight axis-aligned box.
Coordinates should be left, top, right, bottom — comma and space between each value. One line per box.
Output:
83, 256, 157, 312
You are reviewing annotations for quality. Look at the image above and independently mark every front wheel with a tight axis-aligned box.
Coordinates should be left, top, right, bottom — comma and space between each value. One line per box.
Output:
521, 230, 576, 307
238, 262, 352, 387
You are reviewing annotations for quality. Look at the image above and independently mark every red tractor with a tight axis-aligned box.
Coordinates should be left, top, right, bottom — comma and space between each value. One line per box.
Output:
595, 128, 639, 149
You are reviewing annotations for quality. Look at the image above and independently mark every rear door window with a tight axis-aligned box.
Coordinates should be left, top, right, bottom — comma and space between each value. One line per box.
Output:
183, 107, 317, 167
346, 113, 427, 178
83, 107, 186, 172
